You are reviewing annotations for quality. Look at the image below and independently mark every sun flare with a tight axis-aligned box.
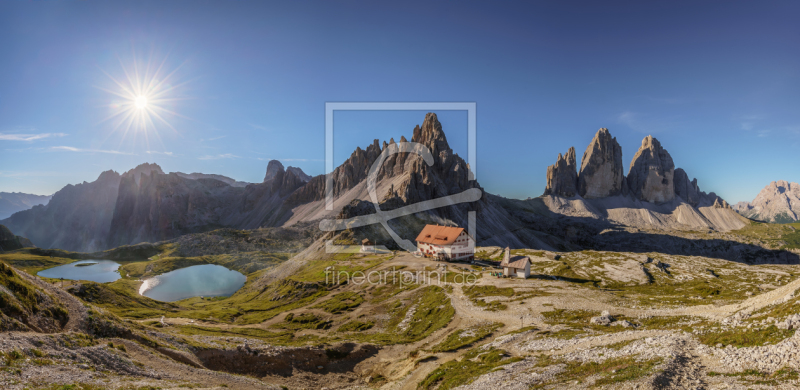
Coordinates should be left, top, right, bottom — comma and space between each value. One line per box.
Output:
135, 95, 148, 109
97, 53, 191, 150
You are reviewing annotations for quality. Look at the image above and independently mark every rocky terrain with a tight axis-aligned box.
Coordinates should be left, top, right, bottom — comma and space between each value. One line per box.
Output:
1, 224, 800, 389
0, 192, 51, 220
734, 181, 800, 223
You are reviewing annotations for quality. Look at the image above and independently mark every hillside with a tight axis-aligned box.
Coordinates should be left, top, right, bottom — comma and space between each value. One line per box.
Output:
1, 220, 800, 388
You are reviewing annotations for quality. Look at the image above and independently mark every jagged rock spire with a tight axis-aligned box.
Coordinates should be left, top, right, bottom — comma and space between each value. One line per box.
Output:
263, 160, 285, 183
544, 147, 578, 197
578, 128, 625, 198
627, 135, 675, 203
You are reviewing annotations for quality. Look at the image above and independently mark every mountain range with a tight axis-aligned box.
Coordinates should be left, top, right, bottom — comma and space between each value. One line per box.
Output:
0, 113, 749, 254
733, 181, 800, 223
0, 192, 52, 220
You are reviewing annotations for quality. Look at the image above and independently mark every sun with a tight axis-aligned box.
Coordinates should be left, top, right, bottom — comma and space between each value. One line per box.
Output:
135, 95, 148, 109
96, 52, 191, 149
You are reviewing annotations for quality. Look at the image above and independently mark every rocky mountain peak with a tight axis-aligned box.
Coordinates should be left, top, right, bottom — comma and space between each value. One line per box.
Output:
264, 160, 285, 183
578, 128, 625, 198
544, 147, 578, 197
627, 135, 675, 203
286, 167, 312, 183
412, 113, 452, 160
734, 181, 800, 223
122, 163, 163, 185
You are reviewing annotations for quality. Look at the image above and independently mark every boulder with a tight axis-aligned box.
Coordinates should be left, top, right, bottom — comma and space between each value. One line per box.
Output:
627, 135, 675, 203
590, 311, 614, 326
578, 128, 625, 198
544, 147, 578, 197
613, 320, 634, 328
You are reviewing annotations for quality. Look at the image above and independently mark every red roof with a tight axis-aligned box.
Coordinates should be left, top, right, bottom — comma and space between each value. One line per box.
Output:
415, 225, 466, 245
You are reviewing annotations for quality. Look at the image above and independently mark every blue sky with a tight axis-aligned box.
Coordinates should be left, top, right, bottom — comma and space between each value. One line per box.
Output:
1, 1, 798, 203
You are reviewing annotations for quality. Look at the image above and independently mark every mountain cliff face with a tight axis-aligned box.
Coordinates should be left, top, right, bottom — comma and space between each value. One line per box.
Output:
734, 181, 800, 223
1, 161, 312, 251
0, 192, 52, 220
0, 170, 122, 251
107, 160, 309, 247
544, 147, 578, 197
627, 135, 675, 203
578, 128, 626, 198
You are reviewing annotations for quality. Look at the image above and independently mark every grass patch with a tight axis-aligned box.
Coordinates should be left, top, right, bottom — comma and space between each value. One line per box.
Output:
698, 325, 795, 348
708, 367, 799, 386
431, 322, 502, 352
531, 354, 663, 388
0, 253, 75, 274
471, 298, 507, 311
272, 313, 332, 330
463, 285, 515, 298
67, 280, 179, 319
418, 348, 521, 390
354, 285, 454, 345
313, 291, 364, 314
173, 278, 329, 324
337, 320, 374, 332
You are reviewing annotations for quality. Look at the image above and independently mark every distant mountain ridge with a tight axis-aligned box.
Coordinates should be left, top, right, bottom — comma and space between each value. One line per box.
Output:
0, 192, 52, 220
1, 162, 310, 251
0, 113, 748, 253
733, 181, 800, 223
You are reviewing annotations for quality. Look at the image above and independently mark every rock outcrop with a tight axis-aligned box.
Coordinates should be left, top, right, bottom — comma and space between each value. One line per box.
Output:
264, 160, 285, 183
123, 162, 164, 185
287, 113, 476, 207
673, 168, 701, 207
544, 147, 578, 197
286, 167, 312, 183
734, 181, 800, 223
578, 128, 626, 198
627, 135, 675, 204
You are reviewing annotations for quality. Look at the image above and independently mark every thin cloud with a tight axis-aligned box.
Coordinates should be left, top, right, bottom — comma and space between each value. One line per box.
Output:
198, 153, 240, 160
199, 135, 227, 142
50, 146, 135, 155
617, 111, 636, 128
0, 132, 67, 141
146, 151, 174, 156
